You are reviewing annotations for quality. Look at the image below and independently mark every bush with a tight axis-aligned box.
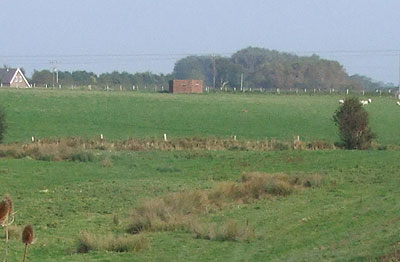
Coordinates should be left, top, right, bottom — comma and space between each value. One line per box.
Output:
0, 106, 6, 143
333, 97, 376, 149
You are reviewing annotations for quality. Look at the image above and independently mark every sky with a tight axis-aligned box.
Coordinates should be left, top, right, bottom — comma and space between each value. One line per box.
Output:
0, 0, 399, 84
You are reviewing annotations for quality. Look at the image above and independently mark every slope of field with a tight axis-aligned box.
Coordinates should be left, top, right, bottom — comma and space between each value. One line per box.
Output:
0, 89, 399, 145
0, 150, 399, 261
1, 89, 400, 261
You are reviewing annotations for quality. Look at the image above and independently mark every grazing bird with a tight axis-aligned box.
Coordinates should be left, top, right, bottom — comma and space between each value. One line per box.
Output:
339, 99, 344, 104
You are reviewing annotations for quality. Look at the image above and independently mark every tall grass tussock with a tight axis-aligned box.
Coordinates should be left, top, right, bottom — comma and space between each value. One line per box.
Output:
76, 232, 149, 253
128, 173, 321, 235
191, 220, 256, 242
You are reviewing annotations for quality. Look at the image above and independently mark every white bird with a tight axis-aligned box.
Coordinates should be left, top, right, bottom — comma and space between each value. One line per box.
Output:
368, 98, 372, 103
396, 101, 400, 106
360, 100, 368, 105
100, 134, 104, 140
339, 99, 344, 104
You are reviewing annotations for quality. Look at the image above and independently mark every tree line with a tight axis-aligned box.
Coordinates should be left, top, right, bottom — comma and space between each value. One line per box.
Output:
28, 47, 394, 91
30, 70, 171, 89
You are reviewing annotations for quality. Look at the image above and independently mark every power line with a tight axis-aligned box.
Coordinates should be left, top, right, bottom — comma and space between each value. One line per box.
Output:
0, 49, 399, 59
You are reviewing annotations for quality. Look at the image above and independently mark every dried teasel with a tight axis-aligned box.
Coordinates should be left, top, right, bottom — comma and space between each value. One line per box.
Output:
22, 225, 34, 262
3, 195, 13, 215
22, 225, 34, 245
0, 199, 10, 225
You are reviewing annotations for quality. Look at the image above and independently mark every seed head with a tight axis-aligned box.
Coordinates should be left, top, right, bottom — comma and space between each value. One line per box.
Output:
3, 195, 13, 215
0, 200, 10, 225
22, 225, 34, 245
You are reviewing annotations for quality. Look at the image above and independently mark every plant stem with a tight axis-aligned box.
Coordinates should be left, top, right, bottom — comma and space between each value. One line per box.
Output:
3, 224, 8, 262
22, 244, 28, 262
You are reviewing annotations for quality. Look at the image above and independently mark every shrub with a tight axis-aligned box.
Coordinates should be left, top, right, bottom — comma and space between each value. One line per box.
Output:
333, 97, 376, 149
0, 106, 6, 143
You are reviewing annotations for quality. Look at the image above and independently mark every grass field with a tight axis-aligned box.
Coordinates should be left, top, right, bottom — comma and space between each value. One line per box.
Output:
0, 89, 400, 261
0, 89, 399, 145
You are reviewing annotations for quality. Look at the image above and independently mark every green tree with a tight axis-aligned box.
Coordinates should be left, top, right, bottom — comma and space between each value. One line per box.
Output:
31, 70, 53, 86
333, 97, 376, 149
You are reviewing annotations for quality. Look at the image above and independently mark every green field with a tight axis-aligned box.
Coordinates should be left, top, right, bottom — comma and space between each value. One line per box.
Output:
0, 89, 399, 261
0, 89, 399, 144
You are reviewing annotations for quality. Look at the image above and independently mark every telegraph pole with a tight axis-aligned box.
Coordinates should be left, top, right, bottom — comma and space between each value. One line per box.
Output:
50, 60, 59, 88
398, 54, 400, 99
240, 73, 243, 90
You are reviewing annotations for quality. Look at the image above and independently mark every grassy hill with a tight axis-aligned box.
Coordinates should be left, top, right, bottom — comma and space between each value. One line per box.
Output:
0, 89, 399, 261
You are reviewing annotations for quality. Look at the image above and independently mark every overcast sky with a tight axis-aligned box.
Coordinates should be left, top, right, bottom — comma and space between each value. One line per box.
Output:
1, 0, 399, 83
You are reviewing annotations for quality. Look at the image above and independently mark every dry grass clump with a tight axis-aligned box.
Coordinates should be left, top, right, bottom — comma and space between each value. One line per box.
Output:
0, 137, 337, 162
2, 225, 22, 240
191, 220, 256, 242
76, 232, 149, 253
0, 140, 94, 162
129, 173, 321, 234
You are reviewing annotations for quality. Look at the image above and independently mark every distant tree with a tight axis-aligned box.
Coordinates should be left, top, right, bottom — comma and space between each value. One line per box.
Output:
31, 70, 53, 86
173, 56, 213, 85
350, 74, 395, 91
173, 47, 359, 90
0, 106, 6, 143
333, 97, 376, 149
71, 71, 97, 86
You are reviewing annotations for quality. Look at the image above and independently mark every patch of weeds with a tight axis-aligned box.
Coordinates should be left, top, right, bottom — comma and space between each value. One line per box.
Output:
191, 220, 255, 242
76, 232, 149, 253
128, 172, 321, 234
